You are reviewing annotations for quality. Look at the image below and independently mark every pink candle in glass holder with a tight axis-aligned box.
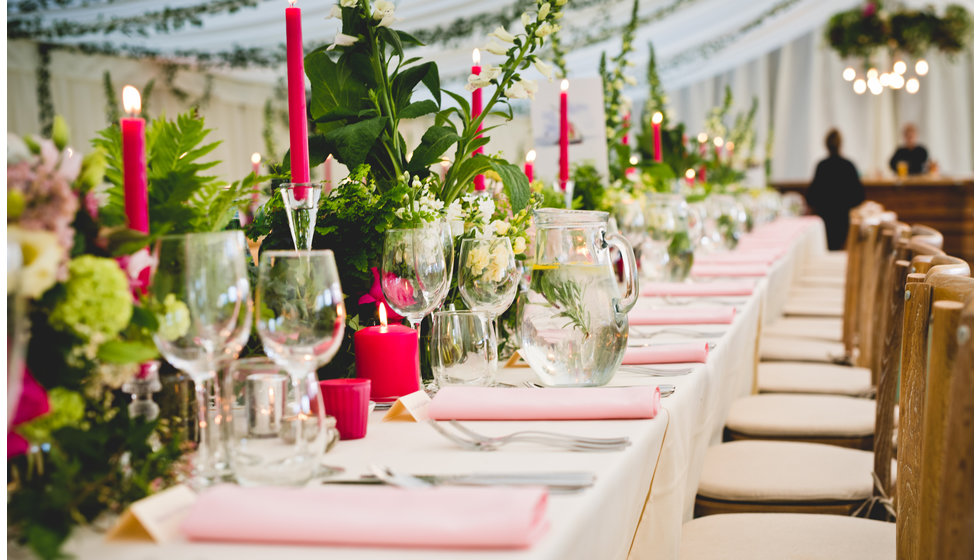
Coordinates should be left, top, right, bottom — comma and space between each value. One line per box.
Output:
354, 304, 420, 402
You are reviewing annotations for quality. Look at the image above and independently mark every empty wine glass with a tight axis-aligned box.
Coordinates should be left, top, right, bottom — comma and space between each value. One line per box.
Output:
381, 224, 449, 330
150, 231, 250, 486
432, 220, 455, 310
254, 250, 346, 485
457, 237, 520, 331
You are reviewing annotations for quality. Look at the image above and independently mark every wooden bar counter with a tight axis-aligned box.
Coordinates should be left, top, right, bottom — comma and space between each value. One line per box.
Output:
771, 176, 974, 266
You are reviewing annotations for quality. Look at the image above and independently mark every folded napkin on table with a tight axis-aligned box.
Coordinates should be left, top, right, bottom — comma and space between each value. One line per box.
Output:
628, 306, 735, 325
428, 386, 660, 421
640, 280, 756, 297
622, 342, 709, 365
181, 484, 549, 549
691, 262, 770, 277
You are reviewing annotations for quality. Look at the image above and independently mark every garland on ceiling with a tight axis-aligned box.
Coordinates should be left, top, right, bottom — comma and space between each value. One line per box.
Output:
824, 1, 971, 62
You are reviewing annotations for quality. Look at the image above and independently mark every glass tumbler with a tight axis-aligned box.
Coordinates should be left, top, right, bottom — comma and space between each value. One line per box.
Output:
431, 310, 497, 388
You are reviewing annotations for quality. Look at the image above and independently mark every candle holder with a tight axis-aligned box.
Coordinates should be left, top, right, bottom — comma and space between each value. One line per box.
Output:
279, 182, 323, 251
122, 361, 163, 421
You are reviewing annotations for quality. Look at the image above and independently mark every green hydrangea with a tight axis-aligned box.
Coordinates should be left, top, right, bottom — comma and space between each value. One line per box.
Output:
157, 293, 191, 341
17, 388, 86, 444
50, 255, 133, 339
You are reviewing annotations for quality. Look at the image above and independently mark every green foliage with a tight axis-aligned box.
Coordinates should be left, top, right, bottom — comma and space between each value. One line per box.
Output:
825, 2, 972, 61
93, 110, 260, 235
599, 0, 640, 178
570, 163, 606, 211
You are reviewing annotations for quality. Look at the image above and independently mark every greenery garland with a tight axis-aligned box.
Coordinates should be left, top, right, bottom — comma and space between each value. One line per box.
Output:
825, 1, 971, 62
35, 43, 54, 136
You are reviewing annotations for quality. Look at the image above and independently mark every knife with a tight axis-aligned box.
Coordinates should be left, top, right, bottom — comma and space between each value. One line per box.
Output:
322, 471, 596, 493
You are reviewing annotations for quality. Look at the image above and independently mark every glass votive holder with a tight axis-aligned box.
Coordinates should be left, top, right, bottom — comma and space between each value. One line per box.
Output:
228, 358, 338, 486
430, 310, 497, 388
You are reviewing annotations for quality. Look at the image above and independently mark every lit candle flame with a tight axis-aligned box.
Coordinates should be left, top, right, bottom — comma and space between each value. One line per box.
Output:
685, 168, 696, 179
122, 85, 141, 116
697, 132, 708, 143
378, 303, 388, 327
652, 112, 663, 125
526, 149, 537, 162
251, 152, 261, 165
560, 79, 569, 92
725, 141, 734, 152
472, 48, 480, 65
713, 136, 724, 147
288, 0, 296, 5
629, 156, 639, 165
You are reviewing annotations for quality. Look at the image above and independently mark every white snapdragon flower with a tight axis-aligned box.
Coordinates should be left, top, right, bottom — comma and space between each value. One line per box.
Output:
483, 40, 509, 56
327, 32, 359, 50
340, 0, 358, 7
624, 75, 637, 86
504, 81, 528, 99
327, 4, 343, 19
534, 59, 553, 79
372, 1, 396, 27
537, 2, 551, 20
491, 26, 516, 43
521, 12, 531, 26
534, 22, 555, 38
465, 66, 502, 91
513, 236, 527, 254
520, 78, 538, 100
477, 198, 496, 224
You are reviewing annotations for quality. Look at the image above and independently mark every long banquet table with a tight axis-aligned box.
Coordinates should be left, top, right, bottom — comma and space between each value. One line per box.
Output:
62, 217, 828, 560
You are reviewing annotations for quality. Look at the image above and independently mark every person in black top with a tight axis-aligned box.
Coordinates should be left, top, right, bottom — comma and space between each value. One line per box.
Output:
889, 123, 929, 175
805, 129, 866, 250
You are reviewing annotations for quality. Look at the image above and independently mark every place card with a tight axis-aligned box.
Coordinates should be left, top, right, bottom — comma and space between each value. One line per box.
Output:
382, 390, 431, 422
105, 485, 197, 543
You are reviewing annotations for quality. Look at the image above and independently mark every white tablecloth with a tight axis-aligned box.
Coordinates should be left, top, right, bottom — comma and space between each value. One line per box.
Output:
58, 218, 825, 560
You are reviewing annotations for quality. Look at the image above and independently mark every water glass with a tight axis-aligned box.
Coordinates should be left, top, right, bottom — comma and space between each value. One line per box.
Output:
457, 237, 520, 318
431, 310, 497, 388
381, 225, 449, 329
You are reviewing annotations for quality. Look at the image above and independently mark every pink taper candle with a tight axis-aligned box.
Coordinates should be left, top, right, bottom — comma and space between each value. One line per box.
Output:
697, 133, 707, 182
713, 136, 723, 160
285, 0, 310, 198
121, 86, 149, 234
524, 150, 536, 182
651, 111, 663, 163
470, 49, 485, 192
621, 111, 630, 145
559, 79, 569, 191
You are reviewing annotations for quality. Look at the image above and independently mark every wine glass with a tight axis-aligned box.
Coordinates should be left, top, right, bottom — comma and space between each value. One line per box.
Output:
150, 231, 250, 486
433, 220, 456, 309
381, 225, 449, 330
457, 237, 520, 334
254, 250, 346, 485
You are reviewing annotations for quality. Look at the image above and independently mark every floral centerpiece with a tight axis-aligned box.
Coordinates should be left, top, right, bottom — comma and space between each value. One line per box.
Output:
7, 112, 258, 559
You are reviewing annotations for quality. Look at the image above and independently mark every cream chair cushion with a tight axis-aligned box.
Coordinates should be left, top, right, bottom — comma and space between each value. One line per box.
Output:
760, 336, 847, 363
762, 317, 842, 342
680, 513, 895, 559
757, 362, 872, 396
781, 298, 844, 317
726, 394, 875, 438
795, 274, 846, 289
698, 441, 874, 502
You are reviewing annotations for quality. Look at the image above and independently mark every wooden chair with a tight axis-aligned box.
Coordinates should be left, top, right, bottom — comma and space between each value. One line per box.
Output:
679, 269, 973, 559
693, 251, 971, 517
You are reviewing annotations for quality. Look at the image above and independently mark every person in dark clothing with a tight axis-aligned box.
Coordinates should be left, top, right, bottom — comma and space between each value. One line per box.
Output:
805, 129, 866, 250
889, 123, 929, 175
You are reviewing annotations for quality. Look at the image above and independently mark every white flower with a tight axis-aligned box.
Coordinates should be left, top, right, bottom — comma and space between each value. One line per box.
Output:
58, 147, 83, 183
534, 59, 553, 80
327, 32, 359, 50
491, 220, 509, 235
340, 0, 358, 6
537, 2, 551, 20
446, 199, 463, 222
491, 26, 516, 43
520, 78, 538, 100
534, 22, 554, 38
483, 40, 509, 56
372, 0, 395, 18
504, 82, 528, 99
327, 4, 342, 19
624, 75, 637, 86
8, 226, 63, 299
521, 12, 531, 26
477, 198, 495, 224
7, 133, 30, 165
513, 236, 527, 254
465, 66, 501, 91
377, 13, 395, 26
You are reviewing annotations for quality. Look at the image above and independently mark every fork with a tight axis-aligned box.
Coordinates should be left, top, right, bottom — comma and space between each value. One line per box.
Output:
663, 296, 745, 306
630, 326, 725, 338
427, 420, 631, 452
618, 365, 694, 376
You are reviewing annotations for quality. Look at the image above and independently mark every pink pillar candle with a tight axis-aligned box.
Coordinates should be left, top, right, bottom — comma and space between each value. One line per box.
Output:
286, 0, 310, 198
354, 305, 420, 402
559, 79, 569, 191
120, 86, 149, 234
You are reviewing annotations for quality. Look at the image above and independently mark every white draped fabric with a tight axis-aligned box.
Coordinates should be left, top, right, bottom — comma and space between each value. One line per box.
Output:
6, 0, 973, 181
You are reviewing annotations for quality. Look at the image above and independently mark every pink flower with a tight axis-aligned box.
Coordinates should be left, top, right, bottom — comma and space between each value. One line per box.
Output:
116, 248, 155, 300
7, 367, 50, 459
862, 2, 876, 17
357, 267, 404, 322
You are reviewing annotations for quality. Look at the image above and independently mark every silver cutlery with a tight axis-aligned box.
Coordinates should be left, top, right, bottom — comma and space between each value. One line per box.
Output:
324, 471, 596, 493
618, 365, 694, 376
628, 340, 718, 349
427, 419, 631, 452
368, 464, 433, 488
520, 380, 676, 397
662, 296, 746, 306
630, 327, 725, 338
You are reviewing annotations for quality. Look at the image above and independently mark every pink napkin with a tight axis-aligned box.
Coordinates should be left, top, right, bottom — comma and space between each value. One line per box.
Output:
622, 342, 709, 364
428, 386, 660, 421
181, 484, 549, 549
641, 280, 756, 297
628, 306, 735, 325
691, 262, 769, 277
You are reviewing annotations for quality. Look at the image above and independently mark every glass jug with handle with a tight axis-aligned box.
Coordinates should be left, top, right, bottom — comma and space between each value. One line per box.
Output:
517, 209, 639, 387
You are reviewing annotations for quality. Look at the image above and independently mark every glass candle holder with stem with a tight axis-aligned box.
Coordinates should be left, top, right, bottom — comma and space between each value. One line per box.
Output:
380, 224, 449, 330
457, 237, 521, 338
149, 231, 251, 487
255, 250, 346, 485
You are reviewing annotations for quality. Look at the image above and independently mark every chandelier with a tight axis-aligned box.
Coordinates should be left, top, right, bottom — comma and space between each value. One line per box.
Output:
841, 57, 927, 95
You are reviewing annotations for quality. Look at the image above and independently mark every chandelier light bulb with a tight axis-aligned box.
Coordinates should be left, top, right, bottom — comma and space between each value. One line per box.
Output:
915, 59, 929, 75
853, 78, 867, 94
893, 60, 906, 75
906, 77, 920, 94
842, 67, 856, 81
867, 68, 879, 81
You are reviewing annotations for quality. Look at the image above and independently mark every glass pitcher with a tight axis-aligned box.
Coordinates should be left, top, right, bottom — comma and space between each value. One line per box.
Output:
517, 209, 638, 387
